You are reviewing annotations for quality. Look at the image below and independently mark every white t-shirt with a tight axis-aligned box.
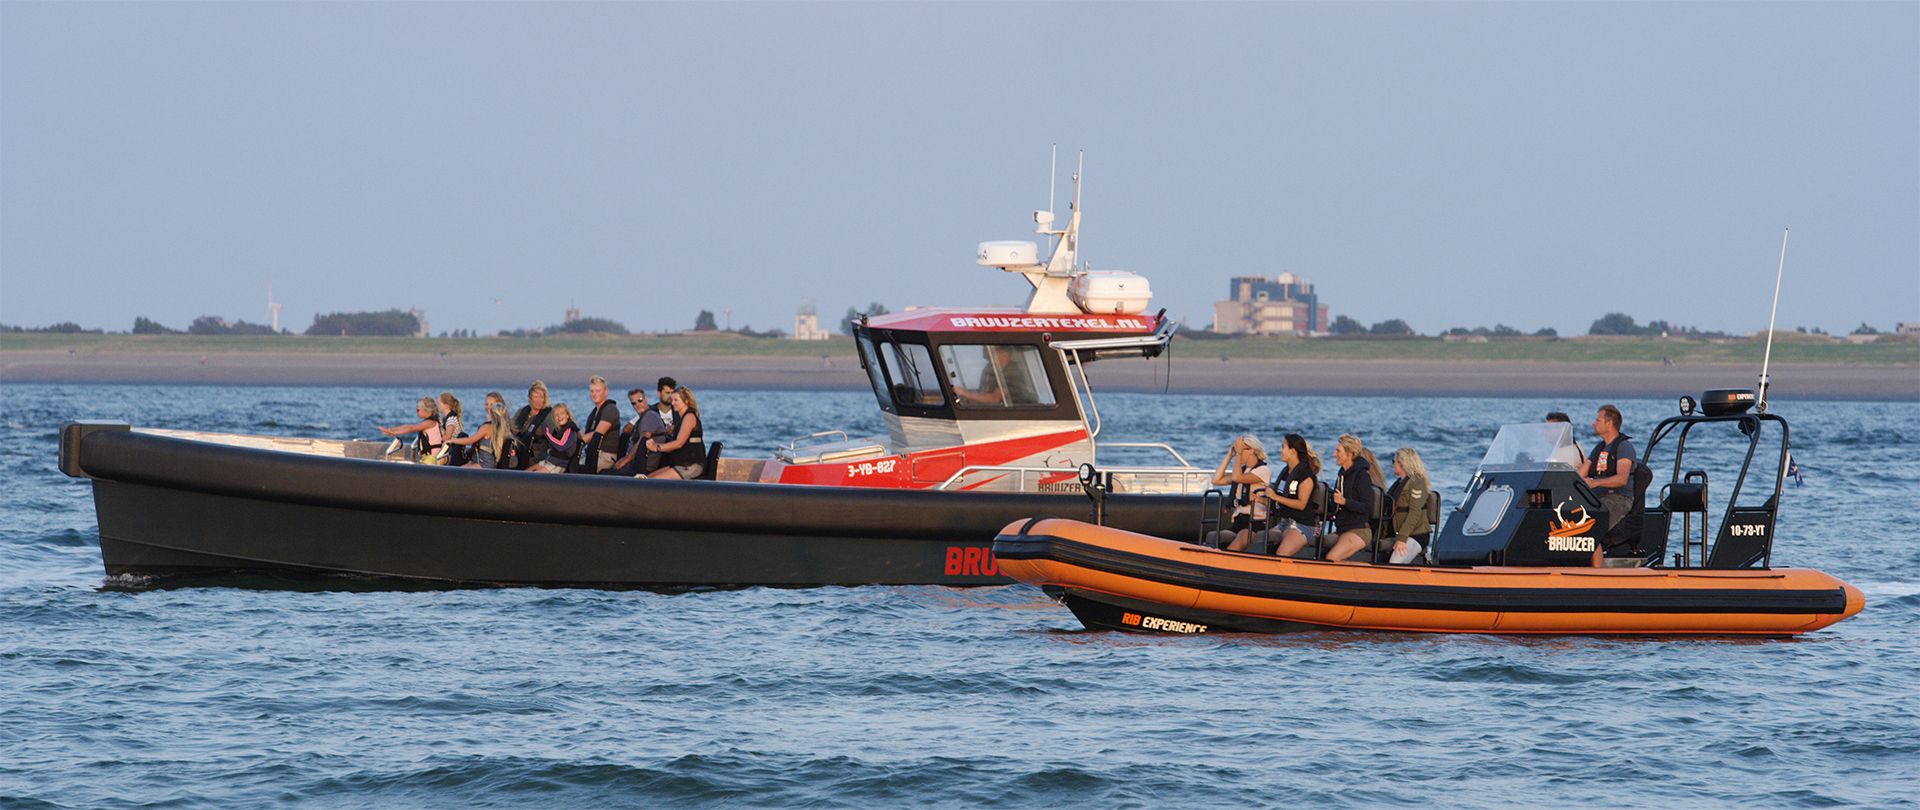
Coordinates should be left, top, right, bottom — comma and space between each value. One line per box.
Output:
1231, 462, 1272, 519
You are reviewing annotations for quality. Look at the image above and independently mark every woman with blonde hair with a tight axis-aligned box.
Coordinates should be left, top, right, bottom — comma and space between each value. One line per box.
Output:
1383, 447, 1435, 564
447, 392, 511, 469
646, 387, 706, 479
532, 403, 580, 473
1325, 434, 1382, 562
376, 396, 446, 464
436, 391, 465, 464
1210, 434, 1272, 552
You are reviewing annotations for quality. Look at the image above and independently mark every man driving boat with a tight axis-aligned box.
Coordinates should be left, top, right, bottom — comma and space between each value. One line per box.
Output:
952, 345, 1040, 406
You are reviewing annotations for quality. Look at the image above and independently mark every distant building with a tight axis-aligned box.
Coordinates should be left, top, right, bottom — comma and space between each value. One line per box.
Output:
1211, 273, 1328, 335
1897, 322, 1920, 336
408, 308, 428, 338
564, 305, 580, 325
792, 304, 832, 341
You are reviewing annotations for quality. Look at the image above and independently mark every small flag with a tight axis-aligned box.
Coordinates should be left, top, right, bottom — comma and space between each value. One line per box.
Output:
1787, 453, 1804, 486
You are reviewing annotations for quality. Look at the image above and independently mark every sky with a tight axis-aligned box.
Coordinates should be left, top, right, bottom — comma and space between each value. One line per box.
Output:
2, 1, 1916, 337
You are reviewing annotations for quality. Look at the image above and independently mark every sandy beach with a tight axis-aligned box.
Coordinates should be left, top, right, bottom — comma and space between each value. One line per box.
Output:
3, 349, 1913, 399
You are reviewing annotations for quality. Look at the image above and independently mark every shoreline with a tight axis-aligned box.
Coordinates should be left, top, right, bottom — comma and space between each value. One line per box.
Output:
4, 350, 1915, 399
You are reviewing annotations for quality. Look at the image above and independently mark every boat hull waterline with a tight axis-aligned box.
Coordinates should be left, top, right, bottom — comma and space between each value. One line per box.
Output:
62, 426, 1199, 588
992, 519, 1864, 636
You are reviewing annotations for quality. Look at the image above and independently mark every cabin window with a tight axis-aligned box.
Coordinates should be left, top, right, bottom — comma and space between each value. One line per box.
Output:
856, 334, 892, 411
1462, 484, 1514, 536
939, 344, 1057, 409
877, 340, 946, 408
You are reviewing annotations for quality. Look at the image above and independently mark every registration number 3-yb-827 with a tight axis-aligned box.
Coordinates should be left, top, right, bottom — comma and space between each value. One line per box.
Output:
847, 459, 899, 477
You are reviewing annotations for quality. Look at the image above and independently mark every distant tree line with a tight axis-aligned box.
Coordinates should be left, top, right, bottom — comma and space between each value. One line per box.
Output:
307, 310, 419, 337
190, 316, 278, 335
1587, 312, 1730, 338
0, 321, 101, 334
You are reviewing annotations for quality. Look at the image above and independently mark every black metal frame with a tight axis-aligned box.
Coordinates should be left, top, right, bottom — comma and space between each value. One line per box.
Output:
852, 326, 1092, 423
1639, 411, 1790, 569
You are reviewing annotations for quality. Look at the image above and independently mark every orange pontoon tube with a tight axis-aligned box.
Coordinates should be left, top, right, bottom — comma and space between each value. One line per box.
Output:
993, 517, 1863, 636
995, 392, 1865, 636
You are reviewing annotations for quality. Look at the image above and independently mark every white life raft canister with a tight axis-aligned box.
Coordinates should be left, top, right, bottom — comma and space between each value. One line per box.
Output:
1068, 271, 1153, 315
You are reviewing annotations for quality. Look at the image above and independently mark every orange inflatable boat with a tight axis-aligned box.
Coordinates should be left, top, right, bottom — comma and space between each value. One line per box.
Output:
993, 517, 1862, 635
994, 392, 1865, 636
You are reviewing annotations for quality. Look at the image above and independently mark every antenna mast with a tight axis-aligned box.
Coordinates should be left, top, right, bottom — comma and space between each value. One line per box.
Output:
1756, 228, 1789, 413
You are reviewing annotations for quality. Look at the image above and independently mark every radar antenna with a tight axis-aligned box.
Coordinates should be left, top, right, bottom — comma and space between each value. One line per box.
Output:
1756, 228, 1788, 414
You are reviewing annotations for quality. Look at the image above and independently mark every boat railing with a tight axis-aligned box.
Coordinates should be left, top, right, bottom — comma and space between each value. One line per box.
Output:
782, 429, 849, 452
935, 463, 1212, 494
1096, 441, 1195, 468
775, 430, 891, 464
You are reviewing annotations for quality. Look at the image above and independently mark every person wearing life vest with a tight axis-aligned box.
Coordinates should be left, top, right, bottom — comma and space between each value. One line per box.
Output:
579, 376, 623, 474
376, 396, 445, 464
1266, 433, 1324, 558
1209, 434, 1271, 552
446, 392, 511, 469
1325, 434, 1386, 563
532, 403, 581, 473
614, 387, 673, 476
511, 381, 554, 471
645, 387, 705, 479
1581, 404, 1638, 535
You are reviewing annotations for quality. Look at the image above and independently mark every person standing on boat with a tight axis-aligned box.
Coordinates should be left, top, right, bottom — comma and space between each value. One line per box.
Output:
511, 381, 554, 471
376, 396, 445, 464
1384, 447, 1435, 564
645, 387, 704, 479
1324, 434, 1383, 562
1266, 434, 1323, 558
1582, 404, 1637, 534
533, 403, 580, 474
1210, 435, 1271, 552
580, 376, 623, 474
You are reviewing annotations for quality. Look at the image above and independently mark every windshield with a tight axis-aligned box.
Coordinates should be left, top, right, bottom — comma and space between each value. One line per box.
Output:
939, 344, 1056, 408
1477, 422, 1583, 472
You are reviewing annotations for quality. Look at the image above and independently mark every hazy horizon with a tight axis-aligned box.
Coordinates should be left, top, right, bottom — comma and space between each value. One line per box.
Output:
3, 2, 1915, 337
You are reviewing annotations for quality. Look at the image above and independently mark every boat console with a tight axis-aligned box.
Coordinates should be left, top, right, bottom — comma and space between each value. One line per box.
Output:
1432, 389, 1791, 570
1430, 422, 1606, 566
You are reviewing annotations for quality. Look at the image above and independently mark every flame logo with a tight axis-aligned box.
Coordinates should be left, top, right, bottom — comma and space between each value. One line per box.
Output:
1549, 499, 1596, 538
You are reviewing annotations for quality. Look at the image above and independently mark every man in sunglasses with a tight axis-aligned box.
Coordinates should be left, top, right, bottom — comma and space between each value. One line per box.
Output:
613, 386, 673, 476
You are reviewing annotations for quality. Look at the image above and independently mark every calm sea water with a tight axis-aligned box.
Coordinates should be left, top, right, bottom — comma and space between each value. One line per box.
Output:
2, 383, 1917, 808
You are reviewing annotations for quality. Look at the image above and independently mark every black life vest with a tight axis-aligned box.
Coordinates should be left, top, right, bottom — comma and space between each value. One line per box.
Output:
1271, 464, 1319, 523
588, 400, 623, 454
667, 412, 705, 467
1588, 433, 1631, 480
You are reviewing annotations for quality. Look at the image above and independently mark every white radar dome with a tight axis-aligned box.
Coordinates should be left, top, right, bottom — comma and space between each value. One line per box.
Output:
977, 241, 1040, 268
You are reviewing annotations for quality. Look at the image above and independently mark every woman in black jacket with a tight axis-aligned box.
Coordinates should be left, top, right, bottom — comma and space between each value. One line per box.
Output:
1324, 433, 1382, 562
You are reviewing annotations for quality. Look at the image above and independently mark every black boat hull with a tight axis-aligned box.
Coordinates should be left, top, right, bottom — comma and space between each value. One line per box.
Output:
65, 425, 1197, 588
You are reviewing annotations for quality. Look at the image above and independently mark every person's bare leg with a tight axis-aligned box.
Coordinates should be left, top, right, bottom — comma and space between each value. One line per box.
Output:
1225, 529, 1252, 552
646, 466, 683, 479
1274, 528, 1308, 558
1325, 532, 1366, 562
